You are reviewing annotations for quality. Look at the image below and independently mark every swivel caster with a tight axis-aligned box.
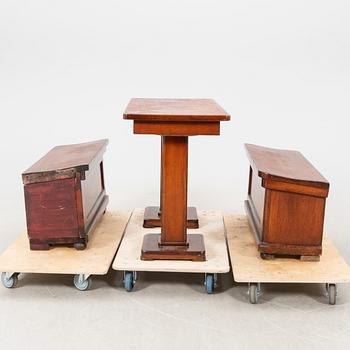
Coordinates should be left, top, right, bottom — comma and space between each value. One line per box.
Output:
248, 283, 261, 304
1, 272, 19, 289
73, 274, 91, 291
124, 271, 136, 292
204, 273, 216, 294
326, 283, 337, 305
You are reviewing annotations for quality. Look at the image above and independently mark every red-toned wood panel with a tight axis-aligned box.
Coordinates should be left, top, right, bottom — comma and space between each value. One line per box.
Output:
24, 178, 79, 239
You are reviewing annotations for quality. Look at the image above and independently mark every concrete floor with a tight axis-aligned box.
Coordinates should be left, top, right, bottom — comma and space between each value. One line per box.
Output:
1, 268, 350, 350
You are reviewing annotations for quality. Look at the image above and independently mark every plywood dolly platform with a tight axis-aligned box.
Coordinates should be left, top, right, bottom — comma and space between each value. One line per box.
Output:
112, 209, 230, 294
225, 214, 350, 305
0, 211, 131, 291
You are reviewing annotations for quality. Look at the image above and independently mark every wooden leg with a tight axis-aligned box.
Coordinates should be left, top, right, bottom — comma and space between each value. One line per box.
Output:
143, 138, 199, 229
141, 136, 205, 261
161, 136, 188, 245
29, 240, 50, 250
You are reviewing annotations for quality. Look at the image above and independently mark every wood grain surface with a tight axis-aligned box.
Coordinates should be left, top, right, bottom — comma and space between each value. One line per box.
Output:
245, 143, 329, 189
124, 98, 230, 122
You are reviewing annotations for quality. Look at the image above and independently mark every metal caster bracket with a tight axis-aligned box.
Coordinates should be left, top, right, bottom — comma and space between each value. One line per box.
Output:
73, 274, 92, 291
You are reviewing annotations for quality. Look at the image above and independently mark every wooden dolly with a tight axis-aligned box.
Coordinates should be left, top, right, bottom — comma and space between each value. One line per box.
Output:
0, 211, 131, 291
112, 209, 230, 294
225, 214, 350, 304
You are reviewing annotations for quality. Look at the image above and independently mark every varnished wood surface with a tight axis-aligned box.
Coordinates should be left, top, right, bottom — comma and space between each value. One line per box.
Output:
160, 136, 188, 245
133, 120, 220, 136
245, 199, 322, 257
225, 214, 350, 283
143, 206, 199, 229
245, 144, 329, 190
0, 211, 131, 275
141, 234, 205, 261
23, 139, 108, 183
124, 98, 230, 122
24, 178, 79, 241
112, 209, 230, 273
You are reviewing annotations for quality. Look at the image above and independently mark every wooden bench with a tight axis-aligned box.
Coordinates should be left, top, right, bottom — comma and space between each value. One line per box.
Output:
244, 144, 329, 260
22, 139, 109, 250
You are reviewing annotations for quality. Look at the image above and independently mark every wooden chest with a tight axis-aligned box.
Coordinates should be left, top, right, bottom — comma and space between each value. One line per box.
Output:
244, 144, 329, 259
22, 139, 109, 250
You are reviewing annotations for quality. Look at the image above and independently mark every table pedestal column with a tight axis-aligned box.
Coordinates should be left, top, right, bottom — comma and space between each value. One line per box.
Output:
143, 139, 199, 229
141, 136, 205, 261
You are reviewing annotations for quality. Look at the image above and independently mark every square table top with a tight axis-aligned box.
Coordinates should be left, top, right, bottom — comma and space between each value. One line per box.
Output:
123, 98, 230, 122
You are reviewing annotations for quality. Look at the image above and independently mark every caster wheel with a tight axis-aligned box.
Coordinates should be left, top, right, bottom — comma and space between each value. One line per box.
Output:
124, 271, 134, 292
205, 274, 215, 294
74, 242, 86, 250
1, 272, 19, 289
249, 283, 259, 304
73, 274, 91, 291
327, 283, 337, 305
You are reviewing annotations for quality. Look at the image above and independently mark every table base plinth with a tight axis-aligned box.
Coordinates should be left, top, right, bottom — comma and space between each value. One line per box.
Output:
141, 234, 206, 261
143, 206, 199, 229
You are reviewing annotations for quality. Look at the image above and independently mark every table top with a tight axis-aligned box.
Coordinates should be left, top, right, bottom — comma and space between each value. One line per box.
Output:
245, 143, 329, 188
123, 98, 230, 122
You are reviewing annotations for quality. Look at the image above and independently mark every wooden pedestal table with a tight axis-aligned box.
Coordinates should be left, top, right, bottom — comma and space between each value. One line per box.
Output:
225, 214, 350, 305
123, 98, 230, 261
112, 209, 230, 293
0, 211, 131, 291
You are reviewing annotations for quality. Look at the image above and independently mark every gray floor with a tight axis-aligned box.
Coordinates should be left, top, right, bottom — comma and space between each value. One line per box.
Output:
1, 268, 350, 350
